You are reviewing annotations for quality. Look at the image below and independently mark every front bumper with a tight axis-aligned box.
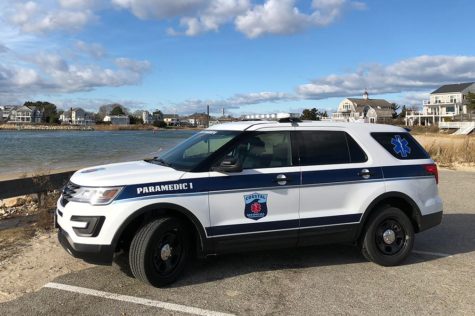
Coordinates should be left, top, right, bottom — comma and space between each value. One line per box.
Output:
418, 211, 443, 232
58, 227, 114, 265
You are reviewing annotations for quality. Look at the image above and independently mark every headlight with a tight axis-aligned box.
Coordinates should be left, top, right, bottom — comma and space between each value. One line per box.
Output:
69, 187, 123, 205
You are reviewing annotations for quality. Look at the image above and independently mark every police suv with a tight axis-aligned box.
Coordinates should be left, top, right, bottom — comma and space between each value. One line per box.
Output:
57, 116, 443, 286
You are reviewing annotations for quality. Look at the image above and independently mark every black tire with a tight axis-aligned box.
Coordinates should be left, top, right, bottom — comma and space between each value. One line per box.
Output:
129, 217, 190, 287
361, 206, 414, 266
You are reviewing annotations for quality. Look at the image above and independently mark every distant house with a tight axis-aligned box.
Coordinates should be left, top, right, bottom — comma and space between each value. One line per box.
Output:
142, 111, 153, 124
8, 105, 43, 123
332, 91, 394, 123
104, 115, 130, 125
152, 110, 164, 123
163, 114, 180, 126
186, 113, 209, 127
406, 82, 475, 126
0, 105, 17, 122
0, 108, 3, 123
60, 108, 94, 125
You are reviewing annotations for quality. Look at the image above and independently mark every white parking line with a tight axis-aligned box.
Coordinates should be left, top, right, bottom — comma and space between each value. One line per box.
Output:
44, 282, 235, 316
413, 250, 452, 258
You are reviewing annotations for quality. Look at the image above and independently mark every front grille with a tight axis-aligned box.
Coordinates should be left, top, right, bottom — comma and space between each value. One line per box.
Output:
61, 181, 80, 207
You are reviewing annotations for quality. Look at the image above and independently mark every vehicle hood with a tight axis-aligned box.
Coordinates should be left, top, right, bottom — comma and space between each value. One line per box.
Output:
70, 160, 184, 187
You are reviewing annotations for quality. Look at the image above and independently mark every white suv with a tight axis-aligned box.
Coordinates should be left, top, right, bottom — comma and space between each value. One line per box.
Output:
56, 119, 443, 286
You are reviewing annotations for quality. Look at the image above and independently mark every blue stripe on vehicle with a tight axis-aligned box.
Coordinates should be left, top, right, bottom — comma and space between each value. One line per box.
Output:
206, 219, 300, 236
206, 213, 361, 237
299, 213, 362, 228
115, 165, 431, 201
381, 164, 428, 179
116, 172, 301, 200
301, 167, 383, 185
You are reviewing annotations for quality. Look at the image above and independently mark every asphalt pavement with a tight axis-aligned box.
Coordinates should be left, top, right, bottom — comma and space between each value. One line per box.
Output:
1, 169, 474, 315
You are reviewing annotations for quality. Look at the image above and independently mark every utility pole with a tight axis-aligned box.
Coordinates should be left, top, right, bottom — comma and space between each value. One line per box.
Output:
206, 105, 210, 128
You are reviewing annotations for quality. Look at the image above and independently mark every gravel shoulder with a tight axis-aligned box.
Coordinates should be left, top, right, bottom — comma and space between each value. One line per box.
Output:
0, 229, 92, 303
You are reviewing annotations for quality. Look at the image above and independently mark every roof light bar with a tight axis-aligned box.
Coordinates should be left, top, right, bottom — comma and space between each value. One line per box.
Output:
242, 112, 300, 121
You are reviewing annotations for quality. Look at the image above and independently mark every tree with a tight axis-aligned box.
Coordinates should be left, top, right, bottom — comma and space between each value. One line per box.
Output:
24, 101, 59, 123
110, 106, 125, 116
301, 108, 328, 120
301, 108, 318, 120
128, 115, 143, 124
391, 103, 400, 119
97, 103, 129, 120
465, 92, 475, 120
399, 105, 407, 118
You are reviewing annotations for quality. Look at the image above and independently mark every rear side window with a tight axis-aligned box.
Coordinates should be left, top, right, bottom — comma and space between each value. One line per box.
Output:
297, 131, 368, 165
371, 132, 429, 160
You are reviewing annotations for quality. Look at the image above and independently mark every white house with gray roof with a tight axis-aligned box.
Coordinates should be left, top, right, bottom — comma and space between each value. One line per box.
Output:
60, 107, 95, 125
8, 105, 43, 123
406, 82, 475, 127
332, 91, 394, 123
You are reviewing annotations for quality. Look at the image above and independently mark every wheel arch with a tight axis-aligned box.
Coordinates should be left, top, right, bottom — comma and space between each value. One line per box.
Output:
357, 192, 423, 239
111, 203, 209, 257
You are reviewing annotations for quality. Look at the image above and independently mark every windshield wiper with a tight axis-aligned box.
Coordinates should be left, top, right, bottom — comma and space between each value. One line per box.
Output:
152, 158, 172, 167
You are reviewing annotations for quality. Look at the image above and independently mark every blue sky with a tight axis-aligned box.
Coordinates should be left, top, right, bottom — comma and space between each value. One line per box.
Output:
1, 0, 475, 116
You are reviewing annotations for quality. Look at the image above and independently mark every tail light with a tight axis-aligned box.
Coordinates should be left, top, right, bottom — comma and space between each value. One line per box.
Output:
423, 164, 438, 184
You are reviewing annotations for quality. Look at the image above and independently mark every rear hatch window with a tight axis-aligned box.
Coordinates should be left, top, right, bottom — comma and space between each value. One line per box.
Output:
371, 132, 429, 160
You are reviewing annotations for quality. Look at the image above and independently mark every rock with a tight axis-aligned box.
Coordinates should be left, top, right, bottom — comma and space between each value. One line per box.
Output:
3, 198, 20, 208
26, 194, 39, 203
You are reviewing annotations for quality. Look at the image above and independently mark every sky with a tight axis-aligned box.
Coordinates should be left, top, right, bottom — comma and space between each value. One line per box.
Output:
1, 0, 475, 116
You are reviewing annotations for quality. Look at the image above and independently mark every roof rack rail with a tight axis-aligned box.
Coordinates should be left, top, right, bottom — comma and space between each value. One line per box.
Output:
278, 117, 302, 123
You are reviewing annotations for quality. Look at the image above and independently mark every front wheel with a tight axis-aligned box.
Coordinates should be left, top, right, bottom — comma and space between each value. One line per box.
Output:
129, 217, 190, 287
361, 207, 414, 266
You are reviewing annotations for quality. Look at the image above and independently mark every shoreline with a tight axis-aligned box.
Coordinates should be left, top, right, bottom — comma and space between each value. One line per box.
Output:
0, 124, 204, 132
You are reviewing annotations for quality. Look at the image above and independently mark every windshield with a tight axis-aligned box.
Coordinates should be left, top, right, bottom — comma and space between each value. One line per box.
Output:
151, 130, 240, 171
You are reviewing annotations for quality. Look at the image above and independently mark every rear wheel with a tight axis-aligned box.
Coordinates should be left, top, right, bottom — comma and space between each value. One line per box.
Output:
361, 206, 414, 266
129, 217, 190, 286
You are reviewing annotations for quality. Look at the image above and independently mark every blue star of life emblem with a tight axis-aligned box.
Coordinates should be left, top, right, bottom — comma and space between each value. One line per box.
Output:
391, 135, 411, 158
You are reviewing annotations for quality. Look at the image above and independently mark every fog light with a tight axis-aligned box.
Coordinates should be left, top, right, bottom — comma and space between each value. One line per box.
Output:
71, 216, 105, 237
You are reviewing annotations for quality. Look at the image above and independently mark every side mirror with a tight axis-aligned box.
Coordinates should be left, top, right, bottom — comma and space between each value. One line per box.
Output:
212, 158, 243, 173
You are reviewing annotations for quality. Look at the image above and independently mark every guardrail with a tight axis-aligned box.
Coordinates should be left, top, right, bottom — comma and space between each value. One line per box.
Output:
0, 171, 75, 200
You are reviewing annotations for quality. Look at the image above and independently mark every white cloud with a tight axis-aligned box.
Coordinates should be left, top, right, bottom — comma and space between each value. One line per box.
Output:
0, 48, 152, 99
114, 0, 362, 37
4, 0, 364, 37
58, 0, 102, 9
6, 1, 96, 34
171, 91, 298, 113
297, 55, 475, 99
169, 0, 250, 36
115, 57, 152, 72
0, 43, 9, 53
235, 0, 362, 38
111, 0, 207, 19
75, 40, 107, 59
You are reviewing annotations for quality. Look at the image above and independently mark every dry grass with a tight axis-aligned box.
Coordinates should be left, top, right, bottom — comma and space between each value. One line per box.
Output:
414, 134, 475, 167
30, 168, 61, 230
0, 226, 36, 262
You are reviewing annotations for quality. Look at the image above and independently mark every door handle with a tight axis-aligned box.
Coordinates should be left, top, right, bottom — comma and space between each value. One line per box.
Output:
358, 169, 373, 179
274, 174, 291, 184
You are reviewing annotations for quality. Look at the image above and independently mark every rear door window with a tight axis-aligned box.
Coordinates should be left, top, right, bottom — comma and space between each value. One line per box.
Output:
297, 131, 367, 165
371, 132, 429, 160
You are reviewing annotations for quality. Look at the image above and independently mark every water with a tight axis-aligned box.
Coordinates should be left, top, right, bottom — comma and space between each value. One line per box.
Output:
0, 130, 195, 178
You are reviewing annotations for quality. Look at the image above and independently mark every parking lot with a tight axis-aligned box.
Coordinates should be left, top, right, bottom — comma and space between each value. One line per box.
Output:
1, 169, 474, 315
